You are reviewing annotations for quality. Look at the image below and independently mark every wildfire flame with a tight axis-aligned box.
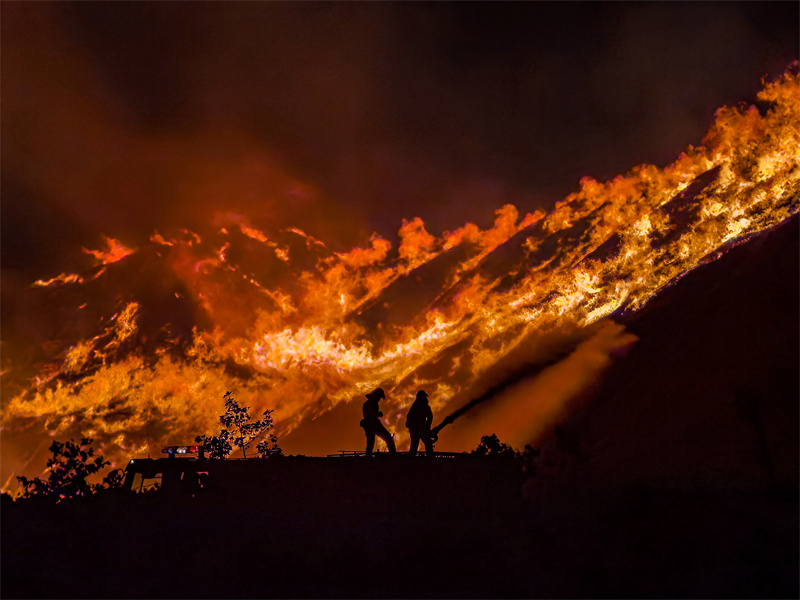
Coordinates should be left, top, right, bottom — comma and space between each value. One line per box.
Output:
83, 236, 135, 266
2, 67, 798, 489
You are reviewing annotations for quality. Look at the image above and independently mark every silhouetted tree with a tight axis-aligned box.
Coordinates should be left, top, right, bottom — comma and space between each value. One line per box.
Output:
472, 434, 520, 459
472, 436, 542, 487
16, 438, 110, 501
196, 391, 281, 459
195, 430, 233, 459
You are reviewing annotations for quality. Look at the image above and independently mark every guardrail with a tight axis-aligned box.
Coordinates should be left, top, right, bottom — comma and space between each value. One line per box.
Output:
326, 450, 465, 459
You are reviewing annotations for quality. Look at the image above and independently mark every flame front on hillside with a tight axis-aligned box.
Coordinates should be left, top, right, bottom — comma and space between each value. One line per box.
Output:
1, 67, 798, 489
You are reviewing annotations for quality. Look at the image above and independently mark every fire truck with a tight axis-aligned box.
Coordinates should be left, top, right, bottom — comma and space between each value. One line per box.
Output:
122, 445, 525, 502
123, 445, 209, 494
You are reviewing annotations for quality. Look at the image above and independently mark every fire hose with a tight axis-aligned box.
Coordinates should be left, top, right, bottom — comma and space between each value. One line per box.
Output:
425, 339, 581, 444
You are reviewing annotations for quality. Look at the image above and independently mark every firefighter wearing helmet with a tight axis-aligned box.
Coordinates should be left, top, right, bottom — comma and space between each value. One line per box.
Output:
406, 390, 435, 457
360, 387, 396, 456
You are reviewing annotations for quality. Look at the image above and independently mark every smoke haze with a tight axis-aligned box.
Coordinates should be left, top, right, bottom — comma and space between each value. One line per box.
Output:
454, 321, 638, 450
3, 2, 797, 280
1, 3, 798, 484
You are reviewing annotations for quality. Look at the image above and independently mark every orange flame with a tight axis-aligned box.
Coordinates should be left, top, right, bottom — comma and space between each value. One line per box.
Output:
82, 236, 135, 265
32, 273, 84, 287
2, 66, 799, 489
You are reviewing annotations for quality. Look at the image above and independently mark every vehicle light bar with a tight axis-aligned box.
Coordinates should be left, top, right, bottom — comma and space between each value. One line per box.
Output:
161, 445, 202, 455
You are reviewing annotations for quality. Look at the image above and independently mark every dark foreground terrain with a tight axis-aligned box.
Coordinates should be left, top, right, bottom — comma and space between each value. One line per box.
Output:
3, 457, 798, 600
2, 470, 796, 599
3, 217, 798, 599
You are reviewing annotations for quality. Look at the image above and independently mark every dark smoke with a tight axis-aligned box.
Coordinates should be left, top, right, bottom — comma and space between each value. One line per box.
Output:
2, 2, 797, 285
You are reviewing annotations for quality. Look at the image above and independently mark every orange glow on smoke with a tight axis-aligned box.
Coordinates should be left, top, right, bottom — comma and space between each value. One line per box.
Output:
1, 67, 799, 488
457, 321, 640, 449
83, 236, 135, 265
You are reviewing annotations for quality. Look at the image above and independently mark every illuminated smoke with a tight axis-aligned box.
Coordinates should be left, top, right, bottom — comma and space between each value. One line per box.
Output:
1, 52, 799, 488
81, 236, 135, 265
451, 321, 639, 450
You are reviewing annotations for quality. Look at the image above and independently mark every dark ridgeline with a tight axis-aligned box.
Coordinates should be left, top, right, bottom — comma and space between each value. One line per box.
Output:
2, 216, 798, 599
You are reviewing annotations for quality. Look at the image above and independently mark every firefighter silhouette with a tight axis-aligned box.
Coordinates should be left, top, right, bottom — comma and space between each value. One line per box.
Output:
406, 390, 435, 457
360, 387, 396, 456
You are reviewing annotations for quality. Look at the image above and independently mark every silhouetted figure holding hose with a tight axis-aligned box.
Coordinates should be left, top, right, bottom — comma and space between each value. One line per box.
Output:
406, 390, 435, 457
361, 388, 396, 456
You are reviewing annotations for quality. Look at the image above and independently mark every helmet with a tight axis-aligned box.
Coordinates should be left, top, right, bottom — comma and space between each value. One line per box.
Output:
366, 387, 385, 401
415, 390, 428, 401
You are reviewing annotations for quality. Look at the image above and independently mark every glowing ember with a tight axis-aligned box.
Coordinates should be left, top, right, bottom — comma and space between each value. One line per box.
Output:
1, 67, 798, 490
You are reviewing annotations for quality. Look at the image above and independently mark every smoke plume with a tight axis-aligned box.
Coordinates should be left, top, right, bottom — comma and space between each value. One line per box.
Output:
453, 321, 638, 450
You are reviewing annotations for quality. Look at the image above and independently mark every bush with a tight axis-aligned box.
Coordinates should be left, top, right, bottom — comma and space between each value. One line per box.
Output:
16, 438, 110, 502
101, 468, 126, 490
471, 434, 520, 459
472, 434, 540, 465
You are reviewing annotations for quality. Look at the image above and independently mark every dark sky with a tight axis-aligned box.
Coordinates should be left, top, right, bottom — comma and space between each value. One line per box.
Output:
2, 2, 798, 284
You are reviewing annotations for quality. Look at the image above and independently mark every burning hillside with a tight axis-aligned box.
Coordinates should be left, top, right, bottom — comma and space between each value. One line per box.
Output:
1, 66, 799, 490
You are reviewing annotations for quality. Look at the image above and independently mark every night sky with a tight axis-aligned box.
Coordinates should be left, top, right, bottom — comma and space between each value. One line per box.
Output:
2, 1, 798, 299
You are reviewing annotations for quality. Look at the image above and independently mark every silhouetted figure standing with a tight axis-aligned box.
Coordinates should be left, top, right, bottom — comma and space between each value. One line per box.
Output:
406, 390, 435, 457
361, 388, 396, 456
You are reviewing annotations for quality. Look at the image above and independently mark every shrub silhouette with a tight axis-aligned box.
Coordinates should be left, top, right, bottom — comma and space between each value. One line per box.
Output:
101, 468, 126, 490
16, 438, 110, 501
472, 434, 540, 467
471, 434, 520, 459
256, 430, 283, 459
196, 391, 282, 459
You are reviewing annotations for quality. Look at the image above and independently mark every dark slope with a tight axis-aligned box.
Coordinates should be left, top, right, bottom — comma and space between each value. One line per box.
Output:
521, 215, 799, 598
534, 214, 798, 490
